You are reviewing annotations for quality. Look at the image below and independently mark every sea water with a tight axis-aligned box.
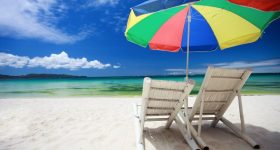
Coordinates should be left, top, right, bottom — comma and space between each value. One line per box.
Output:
0, 74, 279, 98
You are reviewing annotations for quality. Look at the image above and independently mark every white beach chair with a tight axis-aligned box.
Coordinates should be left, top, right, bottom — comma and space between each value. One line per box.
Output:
133, 77, 200, 150
181, 66, 260, 149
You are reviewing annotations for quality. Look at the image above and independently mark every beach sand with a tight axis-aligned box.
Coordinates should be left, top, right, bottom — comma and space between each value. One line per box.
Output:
0, 95, 279, 150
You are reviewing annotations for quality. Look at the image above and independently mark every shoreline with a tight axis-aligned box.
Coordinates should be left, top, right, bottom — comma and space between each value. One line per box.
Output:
0, 93, 280, 99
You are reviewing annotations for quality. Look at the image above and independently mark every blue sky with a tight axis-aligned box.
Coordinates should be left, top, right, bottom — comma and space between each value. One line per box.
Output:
0, 0, 279, 77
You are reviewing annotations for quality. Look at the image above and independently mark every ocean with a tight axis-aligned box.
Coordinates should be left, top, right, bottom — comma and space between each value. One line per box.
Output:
0, 73, 279, 98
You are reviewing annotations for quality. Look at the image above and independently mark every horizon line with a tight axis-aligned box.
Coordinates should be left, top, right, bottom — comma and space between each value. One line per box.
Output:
0, 72, 279, 79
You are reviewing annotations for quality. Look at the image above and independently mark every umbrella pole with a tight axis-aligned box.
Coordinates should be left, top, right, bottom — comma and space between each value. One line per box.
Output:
186, 7, 191, 81
184, 4, 192, 142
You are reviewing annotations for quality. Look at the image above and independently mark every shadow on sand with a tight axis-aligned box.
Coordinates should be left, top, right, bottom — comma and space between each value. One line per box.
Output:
143, 122, 280, 150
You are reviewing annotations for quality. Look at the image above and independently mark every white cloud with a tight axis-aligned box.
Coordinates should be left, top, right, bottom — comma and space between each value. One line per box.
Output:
99, 9, 127, 32
0, 53, 29, 68
188, 68, 208, 74
0, 51, 115, 70
253, 66, 280, 73
165, 69, 185, 72
165, 68, 185, 75
100, 15, 126, 32
113, 65, 120, 69
84, 0, 120, 7
211, 59, 280, 69
165, 59, 280, 74
0, 0, 89, 44
165, 68, 206, 75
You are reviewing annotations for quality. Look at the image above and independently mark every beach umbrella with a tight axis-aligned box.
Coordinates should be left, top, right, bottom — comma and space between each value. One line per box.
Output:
228, 0, 280, 11
125, 0, 280, 80
132, 0, 199, 16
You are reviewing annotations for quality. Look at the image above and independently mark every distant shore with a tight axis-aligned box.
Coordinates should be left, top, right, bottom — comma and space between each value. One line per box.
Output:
1, 72, 279, 79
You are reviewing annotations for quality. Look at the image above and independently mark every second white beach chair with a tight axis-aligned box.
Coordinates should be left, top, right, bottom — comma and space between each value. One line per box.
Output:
133, 77, 200, 150
181, 66, 260, 149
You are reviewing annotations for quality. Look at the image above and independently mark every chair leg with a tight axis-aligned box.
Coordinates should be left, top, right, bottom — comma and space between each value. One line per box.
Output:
175, 114, 200, 150
184, 97, 191, 137
210, 118, 219, 127
165, 101, 184, 129
237, 92, 245, 133
178, 111, 209, 150
198, 91, 205, 136
220, 117, 260, 149
133, 103, 145, 150
211, 91, 244, 128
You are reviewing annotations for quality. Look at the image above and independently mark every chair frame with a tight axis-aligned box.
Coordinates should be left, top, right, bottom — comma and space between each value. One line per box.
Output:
183, 66, 259, 149
133, 77, 200, 150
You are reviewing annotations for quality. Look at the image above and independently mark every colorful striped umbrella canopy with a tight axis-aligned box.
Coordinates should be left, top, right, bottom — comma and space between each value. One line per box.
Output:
229, 0, 280, 11
125, 0, 280, 79
125, 0, 280, 52
132, 0, 199, 16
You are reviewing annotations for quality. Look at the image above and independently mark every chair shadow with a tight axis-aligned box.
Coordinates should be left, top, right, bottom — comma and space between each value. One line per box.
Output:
143, 122, 280, 150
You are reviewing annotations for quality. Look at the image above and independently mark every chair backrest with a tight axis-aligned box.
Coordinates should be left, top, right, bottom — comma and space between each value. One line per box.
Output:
141, 77, 195, 121
189, 66, 252, 120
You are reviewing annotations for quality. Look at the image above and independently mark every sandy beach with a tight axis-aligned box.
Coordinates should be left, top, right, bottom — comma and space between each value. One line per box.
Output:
0, 95, 280, 150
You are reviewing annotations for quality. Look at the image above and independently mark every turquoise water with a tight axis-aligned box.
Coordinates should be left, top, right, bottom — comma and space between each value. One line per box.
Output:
0, 74, 279, 98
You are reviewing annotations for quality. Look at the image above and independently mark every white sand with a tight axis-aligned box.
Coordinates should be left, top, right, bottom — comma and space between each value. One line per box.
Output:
0, 95, 279, 150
